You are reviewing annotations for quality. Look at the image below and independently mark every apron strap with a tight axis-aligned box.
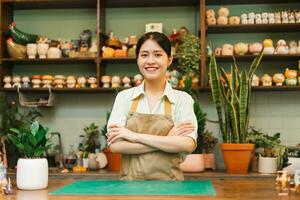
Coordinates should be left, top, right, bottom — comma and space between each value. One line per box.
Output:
164, 97, 172, 116
130, 95, 172, 117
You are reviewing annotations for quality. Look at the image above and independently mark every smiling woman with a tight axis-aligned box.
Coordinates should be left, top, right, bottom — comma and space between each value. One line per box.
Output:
107, 32, 198, 180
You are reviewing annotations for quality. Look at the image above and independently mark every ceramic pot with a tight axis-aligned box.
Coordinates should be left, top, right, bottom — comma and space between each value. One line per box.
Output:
180, 154, 205, 172
258, 156, 278, 174
47, 47, 62, 59
26, 43, 37, 59
17, 158, 48, 190
37, 43, 49, 59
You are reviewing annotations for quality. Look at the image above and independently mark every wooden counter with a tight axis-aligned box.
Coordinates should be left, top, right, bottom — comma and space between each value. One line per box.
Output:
2, 171, 299, 200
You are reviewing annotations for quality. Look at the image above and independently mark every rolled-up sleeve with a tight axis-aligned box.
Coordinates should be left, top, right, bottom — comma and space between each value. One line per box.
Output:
175, 92, 198, 144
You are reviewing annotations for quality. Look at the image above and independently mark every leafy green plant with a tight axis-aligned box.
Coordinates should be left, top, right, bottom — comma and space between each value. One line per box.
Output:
83, 123, 100, 153
247, 127, 281, 157
8, 121, 51, 158
209, 50, 263, 143
177, 33, 201, 75
202, 130, 218, 153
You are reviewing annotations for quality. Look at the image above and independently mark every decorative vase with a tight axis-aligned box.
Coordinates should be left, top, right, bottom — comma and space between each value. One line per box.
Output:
17, 158, 48, 190
37, 43, 49, 59
180, 154, 205, 172
26, 43, 37, 59
220, 143, 254, 174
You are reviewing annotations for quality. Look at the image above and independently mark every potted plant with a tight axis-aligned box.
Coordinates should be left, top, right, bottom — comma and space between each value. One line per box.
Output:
82, 122, 107, 170
177, 33, 207, 172
8, 121, 51, 190
102, 111, 122, 172
209, 50, 263, 174
202, 130, 218, 170
0, 99, 43, 168
247, 127, 283, 174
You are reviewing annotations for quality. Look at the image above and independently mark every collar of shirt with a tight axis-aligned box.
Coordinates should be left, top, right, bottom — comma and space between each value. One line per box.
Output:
130, 81, 175, 104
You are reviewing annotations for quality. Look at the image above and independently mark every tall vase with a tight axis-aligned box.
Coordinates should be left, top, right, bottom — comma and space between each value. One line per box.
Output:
17, 158, 48, 190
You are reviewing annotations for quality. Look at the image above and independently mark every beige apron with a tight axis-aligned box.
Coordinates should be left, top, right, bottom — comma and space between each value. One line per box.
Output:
120, 95, 184, 180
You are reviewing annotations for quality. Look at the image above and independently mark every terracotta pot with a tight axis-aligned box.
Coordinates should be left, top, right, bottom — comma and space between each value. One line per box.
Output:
220, 143, 254, 174
204, 153, 216, 170
103, 147, 121, 172
180, 154, 205, 172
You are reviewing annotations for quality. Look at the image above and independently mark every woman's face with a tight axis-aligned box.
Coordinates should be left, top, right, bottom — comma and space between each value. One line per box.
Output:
137, 39, 172, 81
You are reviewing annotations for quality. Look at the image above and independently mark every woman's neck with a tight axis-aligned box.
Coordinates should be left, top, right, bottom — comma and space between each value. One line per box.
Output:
144, 78, 166, 96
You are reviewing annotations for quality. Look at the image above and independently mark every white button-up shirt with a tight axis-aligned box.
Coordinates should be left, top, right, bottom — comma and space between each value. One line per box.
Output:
107, 81, 198, 142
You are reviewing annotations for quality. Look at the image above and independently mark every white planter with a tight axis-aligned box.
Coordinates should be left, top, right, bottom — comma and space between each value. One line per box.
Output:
17, 158, 48, 190
82, 158, 89, 168
180, 154, 205, 172
258, 156, 278, 174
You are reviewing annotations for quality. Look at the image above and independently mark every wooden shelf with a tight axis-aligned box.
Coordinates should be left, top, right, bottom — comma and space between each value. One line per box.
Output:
1, 58, 97, 64
104, 0, 198, 8
0, 87, 117, 93
207, 23, 300, 34
3, 86, 300, 94
206, 0, 300, 5
212, 55, 300, 62
1, 0, 97, 9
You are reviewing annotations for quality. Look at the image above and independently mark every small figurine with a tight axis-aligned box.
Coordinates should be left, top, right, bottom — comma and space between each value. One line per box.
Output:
106, 31, 121, 48
222, 44, 234, 56
275, 39, 289, 55
42, 75, 53, 88
80, 29, 92, 48
66, 76, 76, 88
263, 39, 275, 55
53, 75, 66, 88
133, 74, 143, 86
249, 42, 263, 55
60, 41, 73, 58
128, 35, 138, 46
114, 45, 128, 58
272, 73, 285, 86
87, 77, 97, 88
47, 40, 62, 59
3, 76, 12, 88
76, 76, 86, 88
251, 74, 260, 86
122, 76, 131, 88
214, 47, 222, 56
288, 41, 298, 54
234, 42, 248, 55
21, 76, 31, 88
127, 45, 136, 58
111, 76, 121, 88
101, 75, 111, 88
26, 43, 37, 59
12, 76, 21, 88
261, 74, 272, 86
102, 46, 115, 58
285, 68, 297, 86
228, 16, 240, 25
31, 75, 42, 88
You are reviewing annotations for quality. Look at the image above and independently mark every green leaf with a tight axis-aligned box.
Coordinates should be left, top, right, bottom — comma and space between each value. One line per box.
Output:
30, 121, 39, 136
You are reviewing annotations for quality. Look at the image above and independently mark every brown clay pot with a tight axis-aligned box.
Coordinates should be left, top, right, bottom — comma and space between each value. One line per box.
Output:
103, 147, 122, 172
220, 143, 254, 174
204, 153, 216, 170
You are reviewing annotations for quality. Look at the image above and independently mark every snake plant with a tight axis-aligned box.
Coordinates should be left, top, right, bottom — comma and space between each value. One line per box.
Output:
209, 51, 263, 143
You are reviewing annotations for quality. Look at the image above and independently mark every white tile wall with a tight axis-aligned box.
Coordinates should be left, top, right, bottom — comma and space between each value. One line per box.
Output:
32, 91, 300, 168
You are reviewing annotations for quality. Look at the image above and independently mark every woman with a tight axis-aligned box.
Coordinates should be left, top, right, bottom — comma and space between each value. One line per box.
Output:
107, 32, 198, 180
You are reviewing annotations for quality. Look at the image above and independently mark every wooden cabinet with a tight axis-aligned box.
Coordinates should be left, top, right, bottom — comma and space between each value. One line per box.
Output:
1, 0, 300, 93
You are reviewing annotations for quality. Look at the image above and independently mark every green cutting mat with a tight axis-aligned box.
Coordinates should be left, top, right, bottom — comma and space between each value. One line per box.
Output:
50, 180, 216, 196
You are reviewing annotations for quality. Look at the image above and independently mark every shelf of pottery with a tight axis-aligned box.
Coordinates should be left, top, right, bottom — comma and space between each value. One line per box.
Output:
205, 6, 300, 88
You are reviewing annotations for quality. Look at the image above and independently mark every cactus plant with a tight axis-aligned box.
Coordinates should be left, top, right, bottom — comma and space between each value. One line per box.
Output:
209, 51, 263, 143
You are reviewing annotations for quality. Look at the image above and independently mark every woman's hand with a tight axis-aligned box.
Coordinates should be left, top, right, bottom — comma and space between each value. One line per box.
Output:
107, 124, 138, 145
168, 122, 195, 136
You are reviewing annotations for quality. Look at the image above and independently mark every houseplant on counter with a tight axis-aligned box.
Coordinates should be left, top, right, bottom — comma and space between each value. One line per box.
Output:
202, 130, 218, 170
177, 33, 207, 172
247, 127, 284, 174
209, 50, 263, 174
8, 121, 51, 190
82, 122, 107, 170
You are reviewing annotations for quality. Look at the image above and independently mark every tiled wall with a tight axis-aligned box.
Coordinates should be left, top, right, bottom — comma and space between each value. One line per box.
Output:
14, 91, 298, 169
